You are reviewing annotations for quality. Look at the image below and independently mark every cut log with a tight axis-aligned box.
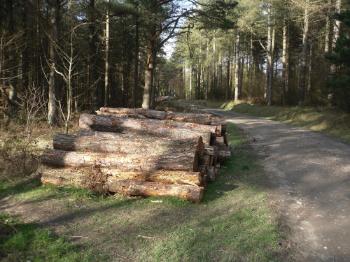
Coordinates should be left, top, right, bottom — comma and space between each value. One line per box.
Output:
41, 149, 200, 172
53, 132, 204, 155
99, 107, 167, 120
41, 169, 204, 202
99, 107, 220, 126
40, 167, 204, 186
79, 114, 213, 145
107, 180, 204, 203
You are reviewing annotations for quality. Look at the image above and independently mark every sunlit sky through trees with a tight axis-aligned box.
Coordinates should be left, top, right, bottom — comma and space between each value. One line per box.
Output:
164, 1, 194, 59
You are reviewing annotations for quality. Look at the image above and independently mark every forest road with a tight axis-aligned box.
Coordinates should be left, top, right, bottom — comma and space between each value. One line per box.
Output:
206, 109, 350, 262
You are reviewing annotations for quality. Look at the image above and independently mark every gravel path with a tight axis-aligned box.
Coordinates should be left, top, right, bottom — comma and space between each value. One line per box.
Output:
209, 110, 350, 261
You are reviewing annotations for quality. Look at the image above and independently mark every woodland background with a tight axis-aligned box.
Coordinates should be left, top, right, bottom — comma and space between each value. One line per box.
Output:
0, 0, 349, 131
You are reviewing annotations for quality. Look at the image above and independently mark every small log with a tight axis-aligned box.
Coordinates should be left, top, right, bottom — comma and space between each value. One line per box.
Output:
107, 180, 204, 203
40, 167, 204, 186
79, 113, 213, 145
41, 149, 200, 172
53, 132, 204, 155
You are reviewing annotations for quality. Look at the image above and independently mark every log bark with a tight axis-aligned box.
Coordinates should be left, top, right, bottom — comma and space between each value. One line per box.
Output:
41, 169, 203, 202
40, 167, 203, 186
107, 180, 203, 203
53, 132, 204, 155
79, 113, 213, 145
99, 107, 221, 126
41, 149, 199, 172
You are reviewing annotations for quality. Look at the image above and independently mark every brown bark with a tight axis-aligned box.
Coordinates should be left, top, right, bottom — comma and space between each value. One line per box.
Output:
47, 1, 58, 125
40, 167, 204, 187
98, 107, 222, 127
79, 113, 214, 144
41, 149, 200, 172
107, 180, 203, 203
41, 168, 203, 202
53, 132, 204, 155
99, 107, 167, 120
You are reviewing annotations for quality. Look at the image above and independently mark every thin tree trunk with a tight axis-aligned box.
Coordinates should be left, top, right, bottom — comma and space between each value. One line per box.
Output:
265, 4, 274, 106
332, 0, 342, 50
104, 0, 110, 107
234, 32, 240, 101
248, 34, 254, 99
282, 19, 289, 105
238, 56, 244, 98
325, 0, 332, 53
189, 64, 192, 99
329, 0, 342, 104
226, 51, 231, 100
298, 0, 309, 105
48, 1, 58, 126
307, 42, 313, 96
142, 35, 156, 109
133, 12, 139, 108
88, 0, 99, 108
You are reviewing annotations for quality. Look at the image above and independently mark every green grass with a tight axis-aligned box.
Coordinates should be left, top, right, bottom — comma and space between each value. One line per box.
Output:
0, 124, 285, 261
0, 213, 96, 261
223, 102, 350, 143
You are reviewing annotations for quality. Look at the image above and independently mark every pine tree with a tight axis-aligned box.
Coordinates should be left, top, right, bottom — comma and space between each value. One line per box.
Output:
327, 10, 350, 112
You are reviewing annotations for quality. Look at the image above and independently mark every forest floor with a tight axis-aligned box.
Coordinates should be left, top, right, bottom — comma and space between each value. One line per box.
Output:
221, 102, 350, 143
205, 108, 350, 262
0, 122, 287, 261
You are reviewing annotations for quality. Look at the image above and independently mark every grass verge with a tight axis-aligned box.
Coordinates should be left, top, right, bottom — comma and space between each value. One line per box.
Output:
0, 213, 95, 261
222, 102, 350, 143
0, 123, 285, 261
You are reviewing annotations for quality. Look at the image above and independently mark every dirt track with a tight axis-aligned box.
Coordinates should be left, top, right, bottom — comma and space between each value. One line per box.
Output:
208, 109, 350, 261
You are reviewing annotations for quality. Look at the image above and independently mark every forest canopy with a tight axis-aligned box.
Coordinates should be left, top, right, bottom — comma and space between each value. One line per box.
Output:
0, 0, 349, 130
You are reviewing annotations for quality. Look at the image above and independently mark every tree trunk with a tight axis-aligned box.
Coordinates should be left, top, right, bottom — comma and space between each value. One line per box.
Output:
248, 34, 254, 99
104, 0, 110, 106
87, 0, 99, 108
47, 1, 58, 126
133, 12, 139, 107
234, 32, 240, 101
226, 50, 231, 100
298, 0, 310, 105
238, 56, 244, 98
41, 167, 204, 187
142, 36, 156, 109
324, 0, 332, 53
282, 19, 289, 105
332, 0, 342, 50
265, 4, 274, 106
41, 149, 200, 172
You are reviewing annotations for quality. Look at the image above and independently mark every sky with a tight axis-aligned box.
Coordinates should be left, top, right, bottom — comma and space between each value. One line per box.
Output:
163, 1, 194, 59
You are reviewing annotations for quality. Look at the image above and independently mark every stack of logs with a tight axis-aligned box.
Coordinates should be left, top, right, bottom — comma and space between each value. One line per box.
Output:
40, 108, 230, 202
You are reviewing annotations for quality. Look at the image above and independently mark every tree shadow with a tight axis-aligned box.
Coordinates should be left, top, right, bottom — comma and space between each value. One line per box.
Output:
0, 175, 41, 200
